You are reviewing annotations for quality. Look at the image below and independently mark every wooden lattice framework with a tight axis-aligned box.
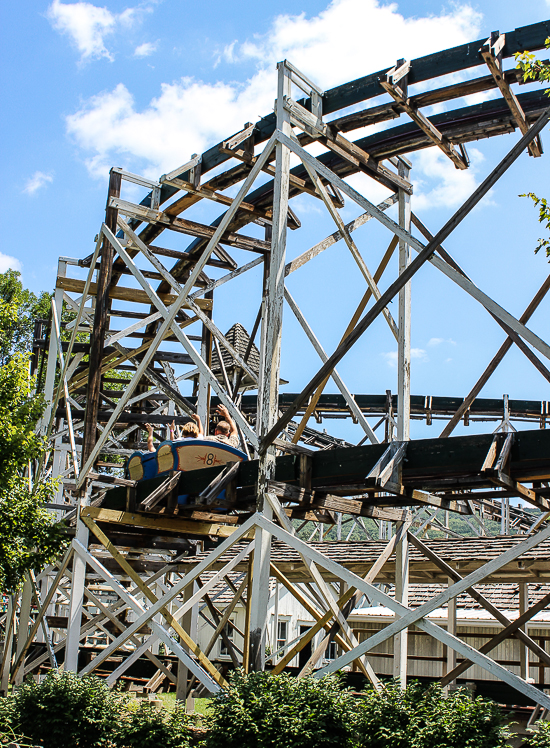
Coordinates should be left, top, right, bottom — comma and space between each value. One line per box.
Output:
5, 21, 550, 711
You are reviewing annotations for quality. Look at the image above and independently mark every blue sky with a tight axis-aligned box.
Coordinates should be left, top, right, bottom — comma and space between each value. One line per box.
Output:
2, 0, 550, 442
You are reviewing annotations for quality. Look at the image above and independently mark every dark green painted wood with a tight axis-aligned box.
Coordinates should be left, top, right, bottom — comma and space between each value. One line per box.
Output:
119, 429, 550, 501
138, 21, 550, 212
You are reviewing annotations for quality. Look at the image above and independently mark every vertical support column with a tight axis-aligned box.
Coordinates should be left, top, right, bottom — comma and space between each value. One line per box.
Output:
176, 580, 199, 712
501, 497, 511, 535
397, 159, 411, 442
1, 595, 17, 695
446, 576, 457, 688
14, 576, 32, 686
519, 583, 529, 680
64, 484, 91, 672
272, 579, 279, 662
249, 61, 292, 671
81, 168, 122, 470
393, 523, 409, 687
197, 289, 213, 426
393, 158, 411, 688
41, 259, 67, 433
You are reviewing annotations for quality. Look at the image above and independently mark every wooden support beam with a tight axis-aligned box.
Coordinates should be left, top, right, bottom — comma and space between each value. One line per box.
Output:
441, 589, 550, 686
110, 197, 270, 254
82, 168, 121, 467
81, 506, 247, 538
203, 574, 249, 659
379, 78, 468, 169
283, 95, 412, 194
480, 33, 542, 157
382, 481, 471, 514
81, 514, 228, 689
56, 277, 212, 309
268, 480, 410, 521
273, 518, 411, 676
408, 533, 550, 675
197, 580, 241, 667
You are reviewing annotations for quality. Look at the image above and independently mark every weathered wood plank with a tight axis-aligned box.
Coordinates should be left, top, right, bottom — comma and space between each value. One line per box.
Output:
56, 277, 212, 309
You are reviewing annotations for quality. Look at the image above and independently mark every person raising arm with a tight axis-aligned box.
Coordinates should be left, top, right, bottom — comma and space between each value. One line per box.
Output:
144, 423, 156, 452
212, 404, 239, 448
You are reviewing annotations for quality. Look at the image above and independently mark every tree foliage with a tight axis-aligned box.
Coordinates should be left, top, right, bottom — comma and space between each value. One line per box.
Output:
354, 680, 510, 748
0, 670, 193, 748
516, 40, 550, 258
206, 670, 354, 748
526, 720, 550, 748
204, 671, 511, 748
0, 270, 50, 366
0, 271, 67, 592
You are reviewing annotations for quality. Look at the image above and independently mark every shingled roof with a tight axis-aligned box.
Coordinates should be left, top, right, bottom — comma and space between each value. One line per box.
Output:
210, 323, 287, 390
211, 323, 260, 389
179, 535, 550, 584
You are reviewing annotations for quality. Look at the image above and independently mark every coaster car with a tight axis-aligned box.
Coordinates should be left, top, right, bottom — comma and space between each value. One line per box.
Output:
126, 438, 247, 483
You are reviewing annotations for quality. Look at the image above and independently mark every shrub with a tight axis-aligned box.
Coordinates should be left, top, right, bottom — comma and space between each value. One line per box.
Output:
355, 680, 510, 748
205, 670, 355, 748
0, 670, 193, 748
526, 720, 550, 748
112, 699, 192, 748
5, 670, 123, 747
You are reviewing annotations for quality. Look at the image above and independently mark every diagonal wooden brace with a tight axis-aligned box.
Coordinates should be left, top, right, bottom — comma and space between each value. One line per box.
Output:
480, 33, 542, 158
380, 78, 469, 169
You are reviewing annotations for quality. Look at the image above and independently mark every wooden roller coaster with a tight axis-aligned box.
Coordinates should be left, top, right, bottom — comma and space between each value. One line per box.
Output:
5, 20, 550, 712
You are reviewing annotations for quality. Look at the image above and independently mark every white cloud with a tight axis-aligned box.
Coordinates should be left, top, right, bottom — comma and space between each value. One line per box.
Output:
381, 347, 427, 367
23, 171, 54, 195
66, 73, 275, 178
412, 147, 492, 211
235, 0, 481, 90
66, 0, 483, 178
47, 0, 141, 62
134, 41, 157, 58
428, 337, 456, 347
0, 253, 22, 273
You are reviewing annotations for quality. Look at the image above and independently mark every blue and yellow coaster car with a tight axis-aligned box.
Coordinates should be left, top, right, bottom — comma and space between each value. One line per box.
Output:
126, 439, 248, 506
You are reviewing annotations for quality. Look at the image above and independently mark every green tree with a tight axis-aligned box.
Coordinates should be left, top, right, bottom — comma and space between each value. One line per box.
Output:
516, 40, 550, 257
0, 273, 67, 592
0, 269, 50, 366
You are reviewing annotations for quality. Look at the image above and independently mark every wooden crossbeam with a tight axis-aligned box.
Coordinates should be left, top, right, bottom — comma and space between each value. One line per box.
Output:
267, 480, 409, 521
441, 589, 550, 686
110, 197, 271, 254
283, 96, 412, 194
56, 277, 212, 309
81, 506, 246, 538
382, 481, 470, 514
480, 33, 542, 157
379, 78, 468, 169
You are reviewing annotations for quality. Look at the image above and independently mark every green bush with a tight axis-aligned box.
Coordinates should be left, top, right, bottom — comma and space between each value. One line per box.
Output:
0, 669, 517, 748
4, 670, 122, 747
113, 699, 192, 748
355, 681, 510, 748
0, 670, 193, 748
526, 720, 550, 748
205, 670, 355, 748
